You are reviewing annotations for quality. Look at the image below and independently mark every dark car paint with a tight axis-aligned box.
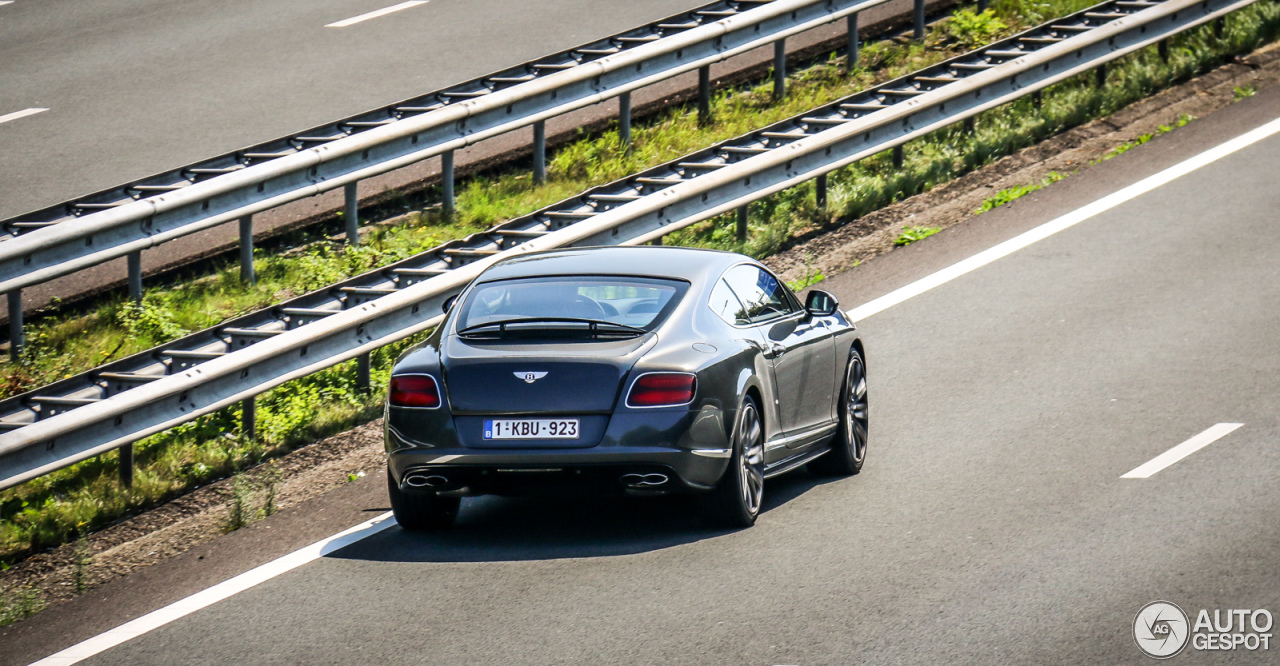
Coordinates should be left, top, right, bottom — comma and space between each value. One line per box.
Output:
384, 246, 859, 496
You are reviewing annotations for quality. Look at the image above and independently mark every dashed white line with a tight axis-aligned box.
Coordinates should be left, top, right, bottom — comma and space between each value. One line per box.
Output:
1121, 423, 1243, 479
325, 0, 428, 28
0, 107, 48, 125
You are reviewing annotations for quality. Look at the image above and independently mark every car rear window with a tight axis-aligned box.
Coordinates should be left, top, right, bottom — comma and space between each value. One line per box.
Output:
455, 275, 688, 333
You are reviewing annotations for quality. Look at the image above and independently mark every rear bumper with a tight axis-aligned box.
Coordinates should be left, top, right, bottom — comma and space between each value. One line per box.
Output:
386, 403, 735, 495
388, 446, 730, 496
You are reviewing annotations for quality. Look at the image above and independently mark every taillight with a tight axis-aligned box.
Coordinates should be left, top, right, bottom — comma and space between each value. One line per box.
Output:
390, 375, 441, 408
627, 373, 696, 407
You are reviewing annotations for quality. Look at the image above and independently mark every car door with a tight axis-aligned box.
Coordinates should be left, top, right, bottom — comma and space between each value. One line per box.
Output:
721, 265, 836, 444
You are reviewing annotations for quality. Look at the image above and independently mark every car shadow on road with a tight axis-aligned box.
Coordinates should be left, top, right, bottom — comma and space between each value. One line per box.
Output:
325, 469, 841, 563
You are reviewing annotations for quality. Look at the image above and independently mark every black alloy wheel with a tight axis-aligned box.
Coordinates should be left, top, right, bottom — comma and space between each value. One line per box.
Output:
387, 468, 461, 530
810, 348, 868, 476
705, 395, 765, 527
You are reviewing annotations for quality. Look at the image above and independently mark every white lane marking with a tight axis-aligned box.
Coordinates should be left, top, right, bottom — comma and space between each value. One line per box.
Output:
27, 99, 1280, 666
845, 115, 1280, 323
0, 2, 14, 7
0, 107, 48, 125
1121, 423, 1243, 479
325, 0, 427, 28
30, 512, 396, 666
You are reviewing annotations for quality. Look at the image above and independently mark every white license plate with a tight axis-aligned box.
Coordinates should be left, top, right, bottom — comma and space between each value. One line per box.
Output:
483, 418, 580, 440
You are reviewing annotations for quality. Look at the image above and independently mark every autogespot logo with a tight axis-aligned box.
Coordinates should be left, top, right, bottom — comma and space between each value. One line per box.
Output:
1134, 601, 1191, 659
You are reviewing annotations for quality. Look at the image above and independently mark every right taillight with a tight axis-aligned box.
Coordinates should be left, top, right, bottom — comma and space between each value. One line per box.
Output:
390, 375, 441, 408
627, 373, 696, 407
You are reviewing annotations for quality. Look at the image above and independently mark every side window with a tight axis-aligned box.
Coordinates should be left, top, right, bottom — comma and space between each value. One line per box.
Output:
709, 279, 749, 325
722, 265, 796, 324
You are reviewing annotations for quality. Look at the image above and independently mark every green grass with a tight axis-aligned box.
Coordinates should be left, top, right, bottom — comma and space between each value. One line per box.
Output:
975, 171, 1069, 214
0, 587, 45, 628
3, 0, 1280, 569
894, 226, 944, 246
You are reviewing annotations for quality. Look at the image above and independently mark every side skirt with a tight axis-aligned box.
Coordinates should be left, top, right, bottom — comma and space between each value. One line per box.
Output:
763, 444, 831, 480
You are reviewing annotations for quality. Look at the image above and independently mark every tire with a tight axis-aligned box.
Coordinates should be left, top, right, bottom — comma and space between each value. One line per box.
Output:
809, 347, 868, 477
703, 395, 765, 528
387, 468, 460, 530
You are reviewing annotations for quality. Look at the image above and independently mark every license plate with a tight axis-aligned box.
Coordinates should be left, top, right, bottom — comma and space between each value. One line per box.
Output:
483, 418, 580, 440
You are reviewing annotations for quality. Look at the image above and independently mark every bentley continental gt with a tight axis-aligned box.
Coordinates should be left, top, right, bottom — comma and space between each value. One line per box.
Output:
384, 246, 867, 529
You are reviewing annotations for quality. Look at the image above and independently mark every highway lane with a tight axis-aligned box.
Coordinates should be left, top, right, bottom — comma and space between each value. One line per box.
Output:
0, 0, 714, 220
9, 92, 1280, 665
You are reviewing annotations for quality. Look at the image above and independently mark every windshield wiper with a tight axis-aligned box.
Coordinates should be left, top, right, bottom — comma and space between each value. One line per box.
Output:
457, 317, 646, 338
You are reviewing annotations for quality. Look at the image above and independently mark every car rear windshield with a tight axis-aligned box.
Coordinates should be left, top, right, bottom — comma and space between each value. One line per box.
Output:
454, 275, 688, 337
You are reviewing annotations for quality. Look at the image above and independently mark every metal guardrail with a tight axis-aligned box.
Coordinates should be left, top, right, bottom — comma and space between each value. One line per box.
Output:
0, 0, 1254, 490
0, 0, 902, 354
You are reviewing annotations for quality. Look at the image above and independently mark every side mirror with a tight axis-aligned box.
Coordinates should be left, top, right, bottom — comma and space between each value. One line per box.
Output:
804, 290, 839, 317
442, 294, 459, 314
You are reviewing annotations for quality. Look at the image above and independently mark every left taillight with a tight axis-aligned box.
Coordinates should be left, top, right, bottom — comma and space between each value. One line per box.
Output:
389, 375, 441, 408
627, 373, 697, 407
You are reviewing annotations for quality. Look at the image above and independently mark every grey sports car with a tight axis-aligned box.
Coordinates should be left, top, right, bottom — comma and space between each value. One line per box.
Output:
384, 246, 867, 529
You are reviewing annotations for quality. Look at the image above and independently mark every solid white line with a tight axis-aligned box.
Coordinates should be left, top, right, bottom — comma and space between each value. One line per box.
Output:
0, 2, 14, 7
26, 99, 1280, 666
325, 0, 427, 28
1121, 423, 1243, 479
845, 115, 1280, 323
0, 108, 48, 125
30, 512, 396, 666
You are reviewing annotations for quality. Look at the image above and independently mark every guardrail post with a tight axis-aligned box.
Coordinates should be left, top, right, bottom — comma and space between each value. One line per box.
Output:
127, 251, 143, 303
698, 65, 712, 124
913, 0, 925, 41
846, 14, 860, 71
441, 150, 455, 218
1213, 16, 1225, 39
892, 145, 905, 168
736, 206, 748, 241
1158, 39, 1170, 63
533, 121, 547, 185
356, 353, 372, 393
7, 290, 21, 362
815, 174, 828, 212
239, 216, 255, 284
1096, 63, 1107, 88
242, 397, 256, 441
344, 183, 360, 246
1032, 90, 1043, 109
774, 39, 787, 100
619, 92, 632, 151
651, 236, 663, 246
963, 117, 975, 134
118, 444, 133, 488
978, 0, 989, 12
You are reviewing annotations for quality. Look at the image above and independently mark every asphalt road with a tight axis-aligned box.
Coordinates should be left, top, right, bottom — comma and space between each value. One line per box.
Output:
5, 80, 1280, 666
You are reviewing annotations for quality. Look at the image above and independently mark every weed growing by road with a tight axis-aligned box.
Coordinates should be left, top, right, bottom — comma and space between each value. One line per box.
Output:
1233, 84, 1257, 100
260, 460, 282, 518
71, 529, 91, 594
894, 226, 943, 246
0, 587, 45, 628
975, 171, 1069, 214
224, 472, 254, 532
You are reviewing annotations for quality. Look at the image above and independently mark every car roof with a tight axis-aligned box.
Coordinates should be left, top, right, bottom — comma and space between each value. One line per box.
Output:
478, 246, 750, 284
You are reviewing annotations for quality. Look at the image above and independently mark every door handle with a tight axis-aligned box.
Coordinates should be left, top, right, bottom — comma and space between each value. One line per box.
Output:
768, 343, 787, 358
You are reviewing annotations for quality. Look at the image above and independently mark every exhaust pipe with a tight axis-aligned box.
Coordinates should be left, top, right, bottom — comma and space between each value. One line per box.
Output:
404, 473, 450, 489
621, 473, 668, 488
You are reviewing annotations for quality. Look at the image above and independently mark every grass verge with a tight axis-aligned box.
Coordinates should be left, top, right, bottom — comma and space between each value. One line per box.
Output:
3, 0, 1280, 572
